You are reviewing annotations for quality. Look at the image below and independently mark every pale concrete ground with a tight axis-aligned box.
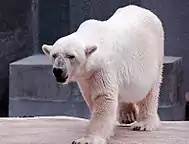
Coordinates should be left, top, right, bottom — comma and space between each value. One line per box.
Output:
0, 116, 189, 144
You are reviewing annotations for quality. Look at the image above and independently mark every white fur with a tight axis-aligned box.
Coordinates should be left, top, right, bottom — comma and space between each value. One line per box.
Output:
42, 5, 164, 144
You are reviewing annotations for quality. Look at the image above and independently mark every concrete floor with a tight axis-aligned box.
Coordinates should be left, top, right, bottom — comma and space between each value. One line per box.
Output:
0, 116, 189, 144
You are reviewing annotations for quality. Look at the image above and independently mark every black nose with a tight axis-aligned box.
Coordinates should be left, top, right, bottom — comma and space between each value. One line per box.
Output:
53, 67, 63, 77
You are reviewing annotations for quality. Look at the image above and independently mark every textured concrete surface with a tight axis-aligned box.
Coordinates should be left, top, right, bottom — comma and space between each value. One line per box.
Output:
159, 56, 185, 120
9, 55, 184, 120
0, 116, 189, 144
160, 56, 184, 106
0, 0, 37, 116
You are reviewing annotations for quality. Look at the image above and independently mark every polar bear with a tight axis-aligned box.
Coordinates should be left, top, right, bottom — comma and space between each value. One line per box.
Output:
42, 5, 164, 144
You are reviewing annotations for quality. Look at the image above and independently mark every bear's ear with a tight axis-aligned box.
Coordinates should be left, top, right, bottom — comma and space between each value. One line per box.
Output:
85, 45, 97, 57
42, 44, 53, 56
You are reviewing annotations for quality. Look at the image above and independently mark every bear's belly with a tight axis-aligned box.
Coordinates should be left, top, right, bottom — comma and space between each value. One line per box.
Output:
117, 63, 158, 103
118, 83, 151, 103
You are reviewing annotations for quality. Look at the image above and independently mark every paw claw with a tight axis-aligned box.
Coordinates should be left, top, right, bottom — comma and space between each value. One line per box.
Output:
73, 136, 106, 144
131, 115, 161, 131
119, 103, 139, 124
72, 141, 82, 144
133, 126, 141, 131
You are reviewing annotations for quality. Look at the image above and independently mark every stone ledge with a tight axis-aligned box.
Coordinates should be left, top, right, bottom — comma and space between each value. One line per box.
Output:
9, 98, 90, 118
9, 54, 185, 120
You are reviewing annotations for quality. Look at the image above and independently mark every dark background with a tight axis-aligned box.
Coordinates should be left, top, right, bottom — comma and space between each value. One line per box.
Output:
0, 0, 189, 116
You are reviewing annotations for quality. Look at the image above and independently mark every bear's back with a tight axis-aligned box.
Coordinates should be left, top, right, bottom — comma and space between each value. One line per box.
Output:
75, 5, 164, 92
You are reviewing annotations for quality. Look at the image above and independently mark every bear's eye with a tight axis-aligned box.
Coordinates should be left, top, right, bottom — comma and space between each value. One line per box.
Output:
52, 53, 58, 59
66, 54, 75, 60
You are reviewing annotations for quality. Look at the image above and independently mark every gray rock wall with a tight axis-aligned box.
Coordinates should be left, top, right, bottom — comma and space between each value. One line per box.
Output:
0, 0, 38, 116
38, 0, 69, 53
69, 0, 137, 33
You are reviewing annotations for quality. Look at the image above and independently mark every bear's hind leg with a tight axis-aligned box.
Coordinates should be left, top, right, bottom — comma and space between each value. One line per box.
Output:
118, 102, 139, 124
132, 79, 162, 131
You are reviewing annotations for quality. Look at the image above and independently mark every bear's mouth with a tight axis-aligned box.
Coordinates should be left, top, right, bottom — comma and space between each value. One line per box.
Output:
55, 75, 69, 83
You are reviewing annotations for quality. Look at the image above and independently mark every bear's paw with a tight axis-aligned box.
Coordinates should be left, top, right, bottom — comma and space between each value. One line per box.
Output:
72, 135, 106, 144
131, 114, 161, 131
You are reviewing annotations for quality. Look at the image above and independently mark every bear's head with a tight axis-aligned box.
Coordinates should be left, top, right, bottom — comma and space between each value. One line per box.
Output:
42, 36, 97, 84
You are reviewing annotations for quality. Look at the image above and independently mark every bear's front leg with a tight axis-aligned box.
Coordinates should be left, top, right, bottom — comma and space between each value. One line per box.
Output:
73, 70, 118, 144
72, 94, 118, 144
